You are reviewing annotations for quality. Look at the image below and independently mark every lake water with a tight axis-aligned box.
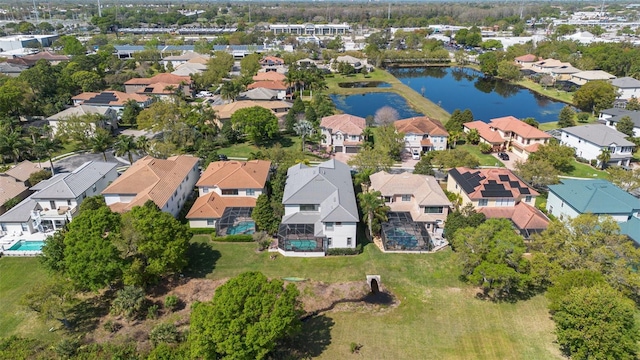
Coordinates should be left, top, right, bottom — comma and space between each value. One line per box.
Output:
388, 67, 567, 123
330, 92, 422, 119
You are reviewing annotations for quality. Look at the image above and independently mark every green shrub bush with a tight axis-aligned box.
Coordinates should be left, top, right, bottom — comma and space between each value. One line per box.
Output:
212, 234, 254, 242
190, 228, 217, 235
327, 245, 362, 256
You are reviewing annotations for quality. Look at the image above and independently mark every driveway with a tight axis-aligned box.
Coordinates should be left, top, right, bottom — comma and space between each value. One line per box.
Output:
491, 151, 520, 170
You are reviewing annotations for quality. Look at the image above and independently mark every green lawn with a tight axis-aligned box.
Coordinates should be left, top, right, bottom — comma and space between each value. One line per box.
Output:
187, 239, 561, 359
326, 70, 450, 122
564, 160, 606, 179
457, 144, 505, 167
514, 79, 574, 105
217, 136, 317, 160
0, 257, 61, 343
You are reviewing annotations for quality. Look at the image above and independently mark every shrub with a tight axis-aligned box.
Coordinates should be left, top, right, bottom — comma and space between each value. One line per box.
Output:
478, 142, 492, 154
577, 112, 590, 123
149, 323, 181, 346
55, 338, 80, 359
103, 320, 121, 333
327, 245, 362, 256
147, 304, 159, 320
28, 169, 52, 187
253, 231, 272, 251
111, 286, 146, 321
164, 295, 179, 312
350, 342, 363, 354
212, 234, 254, 242
190, 228, 217, 235
576, 156, 589, 164
590, 159, 598, 167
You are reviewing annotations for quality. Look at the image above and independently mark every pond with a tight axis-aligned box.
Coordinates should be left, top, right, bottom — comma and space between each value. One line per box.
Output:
337, 81, 392, 88
330, 92, 422, 119
388, 67, 569, 123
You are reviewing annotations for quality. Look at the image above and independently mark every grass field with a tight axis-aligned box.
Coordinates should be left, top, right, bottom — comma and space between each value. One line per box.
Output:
0, 257, 61, 343
514, 79, 574, 105
326, 70, 451, 122
457, 144, 505, 167
189, 238, 561, 359
564, 160, 607, 179
217, 136, 318, 160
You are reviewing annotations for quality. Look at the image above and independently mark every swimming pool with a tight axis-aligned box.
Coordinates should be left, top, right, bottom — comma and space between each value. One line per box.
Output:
285, 240, 319, 251
226, 221, 255, 235
8, 240, 46, 251
384, 229, 418, 248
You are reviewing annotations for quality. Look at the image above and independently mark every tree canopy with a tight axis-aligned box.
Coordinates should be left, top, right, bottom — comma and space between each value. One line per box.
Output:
573, 80, 618, 113
189, 272, 302, 360
231, 106, 280, 146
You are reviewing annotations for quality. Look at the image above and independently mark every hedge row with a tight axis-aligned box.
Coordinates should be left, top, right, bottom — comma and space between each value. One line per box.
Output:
326, 245, 362, 256
212, 234, 254, 242
190, 228, 217, 235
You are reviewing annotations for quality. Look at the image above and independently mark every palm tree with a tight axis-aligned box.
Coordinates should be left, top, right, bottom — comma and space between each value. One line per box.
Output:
448, 131, 461, 149
597, 148, 611, 169
136, 136, 150, 155
220, 80, 243, 102
0, 129, 28, 164
293, 120, 314, 152
114, 135, 137, 164
90, 129, 113, 162
357, 190, 389, 240
35, 137, 63, 175
27, 126, 43, 144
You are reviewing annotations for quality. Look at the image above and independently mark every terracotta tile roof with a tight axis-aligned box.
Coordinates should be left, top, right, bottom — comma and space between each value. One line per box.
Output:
124, 73, 192, 85
197, 160, 271, 189
420, 138, 433, 146
5, 160, 41, 182
102, 155, 199, 212
72, 91, 151, 106
0, 175, 28, 205
489, 116, 551, 139
320, 114, 366, 135
463, 121, 504, 143
247, 80, 288, 91
186, 192, 256, 219
478, 202, 549, 231
211, 100, 291, 119
448, 167, 539, 200
259, 56, 284, 65
135, 82, 179, 95
253, 72, 286, 81
515, 54, 538, 62
22, 51, 69, 62
394, 116, 449, 136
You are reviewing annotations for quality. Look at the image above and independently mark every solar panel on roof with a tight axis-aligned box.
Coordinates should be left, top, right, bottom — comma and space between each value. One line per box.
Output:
484, 184, 506, 191
481, 190, 513, 197
85, 92, 118, 104
487, 179, 497, 184
499, 175, 510, 181
509, 181, 521, 188
520, 188, 531, 195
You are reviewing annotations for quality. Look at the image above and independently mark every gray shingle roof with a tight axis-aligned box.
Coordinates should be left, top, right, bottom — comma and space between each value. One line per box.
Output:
282, 159, 359, 223
47, 105, 113, 121
561, 124, 635, 147
0, 197, 39, 223
601, 108, 640, 127
611, 76, 640, 88
32, 161, 118, 200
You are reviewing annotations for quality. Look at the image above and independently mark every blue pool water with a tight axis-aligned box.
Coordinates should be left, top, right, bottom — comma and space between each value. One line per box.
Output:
8, 240, 45, 251
385, 229, 418, 248
226, 221, 255, 235
286, 240, 318, 251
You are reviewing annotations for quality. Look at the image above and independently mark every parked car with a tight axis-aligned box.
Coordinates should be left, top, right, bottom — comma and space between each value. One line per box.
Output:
196, 91, 212, 98
218, 154, 228, 161
498, 152, 510, 161
412, 149, 421, 160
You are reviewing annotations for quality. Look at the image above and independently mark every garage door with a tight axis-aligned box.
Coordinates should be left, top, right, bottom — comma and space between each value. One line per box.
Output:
345, 146, 359, 153
334, 146, 343, 153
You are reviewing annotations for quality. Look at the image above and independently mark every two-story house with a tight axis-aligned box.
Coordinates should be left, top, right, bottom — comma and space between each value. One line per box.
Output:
47, 105, 118, 136
560, 124, 635, 168
610, 77, 640, 104
186, 160, 271, 234
447, 167, 549, 237
124, 73, 194, 99
278, 159, 359, 257
102, 155, 200, 217
0, 161, 118, 236
464, 116, 551, 160
547, 179, 640, 243
599, 108, 640, 137
370, 171, 451, 251
393, 116, 449, 157
320, 114, 366, 154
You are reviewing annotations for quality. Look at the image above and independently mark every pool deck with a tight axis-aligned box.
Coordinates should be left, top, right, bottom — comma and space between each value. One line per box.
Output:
0, 231, 50, 257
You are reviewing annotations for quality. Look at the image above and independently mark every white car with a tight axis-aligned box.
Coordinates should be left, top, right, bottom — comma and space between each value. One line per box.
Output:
196, 91, 212, 98
412, 150, 421, 160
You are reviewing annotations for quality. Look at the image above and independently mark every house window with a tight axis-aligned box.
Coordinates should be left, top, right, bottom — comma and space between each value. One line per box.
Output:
92, 184, 97, 192
67, 200, 72, 206
246, 189, 255, 196
21, 223, 28, 231
0, 224, 6, 232
326, 222, 334, 231
478, 199, 488, 207
347, 237, 352, 246
401, 195, 411, 202
327, 238, 332, 246
222, 189, 238, 195
300, 204, 318, 211
549, 205, 553, 214
384, 196, 392, 203
495, 198, 514, 206
525, 196, 532, 203
50, 201, 56, 209
203, 188, 209, 194
424, 207, 443, 214
561, 202, 564, 208
207, 219, 215, 226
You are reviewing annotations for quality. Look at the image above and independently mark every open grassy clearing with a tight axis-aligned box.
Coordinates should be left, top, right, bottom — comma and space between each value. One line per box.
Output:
456, 144, 505, 167
0, 257, 61, 343
564, 160, 607, 179
216, 135, 324, 160
514, 79, 573, 105
191, 238, 561, 359
326, 70, 451, 122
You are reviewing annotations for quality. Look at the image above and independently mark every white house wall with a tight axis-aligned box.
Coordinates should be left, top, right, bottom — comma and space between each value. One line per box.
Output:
324, 222, 357, 249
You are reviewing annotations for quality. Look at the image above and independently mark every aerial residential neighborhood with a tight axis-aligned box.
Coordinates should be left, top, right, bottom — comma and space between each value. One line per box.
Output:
1, 1, 640, 359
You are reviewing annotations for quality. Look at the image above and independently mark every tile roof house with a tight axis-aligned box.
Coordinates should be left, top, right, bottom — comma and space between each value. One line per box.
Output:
547, 179, 640, 243
447, 167, 548, 237
278, 159, 359, 257
259, 56, 285, 67
124, 73, 193, 98
0, 161, 41, 215
0, 161, 118, 236
186, 160, 271, 232
514, 54, 538, 65
559, 124, 635, 167
161, 51, 210, 67
102, 155, 200, 217
610, 76, 640, 102
253, 71, 286, 82
211, 100, 292, 121
464, 116, 551, 160
599, 108, 640, 137
320, 114, 366, 154
71, 91, 152, 110
171, 62, 207, 76
47, 105, 118, 136
394, 116, 449, 156
16, 51, 70, 65
370, 171, 451, 229
0, 62, 28, 77
569, 70, 616, 86
246, 80, 289, 99
237, 88, 279, 101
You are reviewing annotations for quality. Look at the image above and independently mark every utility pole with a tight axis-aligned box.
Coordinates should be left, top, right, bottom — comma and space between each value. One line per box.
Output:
32, 0, 39, 23
387, 3, 390, 21
97, 0, 102, 17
